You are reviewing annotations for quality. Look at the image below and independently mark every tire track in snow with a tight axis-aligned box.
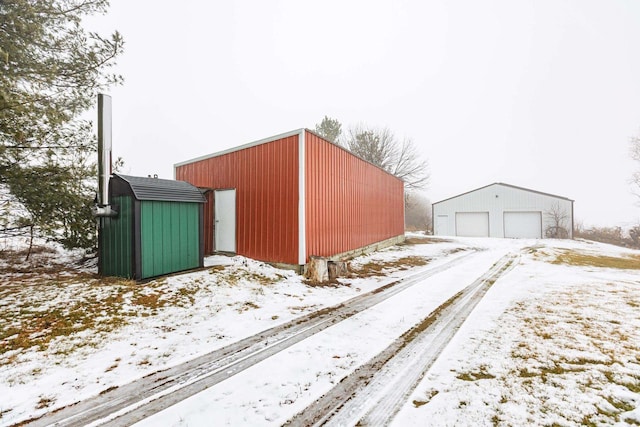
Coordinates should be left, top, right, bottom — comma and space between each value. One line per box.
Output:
285, 252, 519, 427
26, 250, 476, 427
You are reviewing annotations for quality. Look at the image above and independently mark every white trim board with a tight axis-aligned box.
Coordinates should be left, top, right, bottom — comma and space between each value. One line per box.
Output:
174, 128, 306, 168
298, 129, 306, 265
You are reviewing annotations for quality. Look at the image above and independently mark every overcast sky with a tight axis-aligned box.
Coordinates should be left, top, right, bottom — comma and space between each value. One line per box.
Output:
87, 0, 640, 228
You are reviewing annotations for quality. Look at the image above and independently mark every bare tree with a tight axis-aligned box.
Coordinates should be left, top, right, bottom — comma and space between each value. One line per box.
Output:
405, 192, 432, 232
575, 225, 639, 248
631, 134, 640, 197
344, 124, 429, 191
629, 224, 640, 248
545, 202, 570, 238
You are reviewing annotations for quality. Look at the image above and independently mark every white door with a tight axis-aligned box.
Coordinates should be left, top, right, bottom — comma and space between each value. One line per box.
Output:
504, 211, 542, 238
456, 212, 489, 237
215, 189, 236, 252
435, 215, 450, 236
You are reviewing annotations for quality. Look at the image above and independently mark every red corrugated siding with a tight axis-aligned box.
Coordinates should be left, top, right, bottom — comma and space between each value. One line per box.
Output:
305, 131, 405, 260
176, 136, 299, 265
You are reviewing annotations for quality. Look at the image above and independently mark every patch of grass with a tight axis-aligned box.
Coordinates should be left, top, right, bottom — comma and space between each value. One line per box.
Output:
518, 368, 538, 378
581, 415, 599, 427
105, 358, 121, 372
537, 363, 581, 380
351, 256, 430, 278
551, 250, 640, 270
403, 236, 451, 245
212, 268, 284, 287
604, 396, 635, 413
622, 379, 640, 394
412, 399, 428, 408
456, 366, 496, 381
561, 356, 611, 367
595, 404, 619, 419
354, 261, 385, 277
0, 270, 204, 359
412, 389, 439, 407
604, 370, 640, 393
35, 395, 55, 410
536, 331, 553, 339
624, 416, 640, 426
132, 292, 165, 310
401, 290, 463, 344
236, 301, 260, 312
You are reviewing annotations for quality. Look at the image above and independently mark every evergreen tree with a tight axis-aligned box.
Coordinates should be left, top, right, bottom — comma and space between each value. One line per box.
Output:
314, 116, 342, 144
0, 0, 124, 249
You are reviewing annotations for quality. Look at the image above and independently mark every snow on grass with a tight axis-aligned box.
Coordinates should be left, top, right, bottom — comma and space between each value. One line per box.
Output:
395, 239, 640, 427
4, 235, 639, 426
0, 232, 465, 426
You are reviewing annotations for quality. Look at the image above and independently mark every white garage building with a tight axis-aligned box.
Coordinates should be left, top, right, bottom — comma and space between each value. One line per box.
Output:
432, 183, 574, 239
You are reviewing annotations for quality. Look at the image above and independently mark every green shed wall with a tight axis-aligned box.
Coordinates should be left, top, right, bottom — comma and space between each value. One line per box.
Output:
140, 201, 201, 279
99, 195, 133, 278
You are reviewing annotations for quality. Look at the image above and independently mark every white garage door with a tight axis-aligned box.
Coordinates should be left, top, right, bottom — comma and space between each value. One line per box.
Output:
456, 212, 489, 237
504, 211, 541, 238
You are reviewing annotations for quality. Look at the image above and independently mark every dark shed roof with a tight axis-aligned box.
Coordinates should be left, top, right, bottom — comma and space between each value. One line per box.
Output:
113, 174, 205, 203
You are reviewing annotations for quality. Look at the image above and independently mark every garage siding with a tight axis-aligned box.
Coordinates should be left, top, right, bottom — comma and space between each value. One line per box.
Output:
433, 183, 573, 238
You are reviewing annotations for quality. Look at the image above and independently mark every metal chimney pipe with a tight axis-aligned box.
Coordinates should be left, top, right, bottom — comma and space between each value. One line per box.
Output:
93, 93, 117, 217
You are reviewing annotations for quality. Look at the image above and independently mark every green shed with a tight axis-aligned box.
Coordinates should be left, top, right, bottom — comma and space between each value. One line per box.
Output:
99, 174, 206, 280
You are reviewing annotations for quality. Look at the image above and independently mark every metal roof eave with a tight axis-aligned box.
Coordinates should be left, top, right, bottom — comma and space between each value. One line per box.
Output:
114, 174, 206, 203
432, 182, 574, 205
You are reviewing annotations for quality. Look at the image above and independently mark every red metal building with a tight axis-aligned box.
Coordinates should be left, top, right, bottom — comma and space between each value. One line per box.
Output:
174, 129, 405, 267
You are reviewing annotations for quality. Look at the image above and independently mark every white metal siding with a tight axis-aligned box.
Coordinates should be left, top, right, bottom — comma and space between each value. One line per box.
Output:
433, 183, 573, 238
504, 211, 542, 238
435, 215, 450, 236
456, 212, 489, 237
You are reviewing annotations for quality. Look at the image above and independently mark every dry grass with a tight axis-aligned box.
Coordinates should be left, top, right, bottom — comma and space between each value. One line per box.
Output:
456, 365, 496, 381
35, 396, 55, 410
413, 389, 439, 407
350, 256, 430, 278
403, 236, 452, 245
211, 266, 286, 288
551, 250, 640, 270
0, 249, 214, 361
0, 251, 285, 365
236, 301, 260, 313
493, 282, 640, 425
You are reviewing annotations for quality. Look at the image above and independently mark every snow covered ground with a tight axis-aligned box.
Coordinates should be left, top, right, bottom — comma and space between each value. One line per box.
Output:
395, 239, 640, 426
1, 234, 639, 426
